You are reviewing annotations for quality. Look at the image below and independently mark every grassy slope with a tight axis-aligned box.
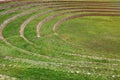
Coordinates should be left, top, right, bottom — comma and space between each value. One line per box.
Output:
57, 16, 120, 58
0, 1, 120, 80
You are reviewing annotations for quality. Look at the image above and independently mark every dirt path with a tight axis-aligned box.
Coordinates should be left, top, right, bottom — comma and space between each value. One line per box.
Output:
0, 0, 12, 2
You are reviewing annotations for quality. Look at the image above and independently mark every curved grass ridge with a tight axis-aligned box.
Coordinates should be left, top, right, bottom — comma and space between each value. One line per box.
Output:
0, 1, 120, 80
53, 13, 120, 32
1, 5, 119, 62
3, 56, 120, 75
36, 9, 120, 37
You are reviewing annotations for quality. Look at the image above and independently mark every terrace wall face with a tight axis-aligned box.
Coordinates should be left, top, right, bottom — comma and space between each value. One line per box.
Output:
0, 0, 11, 1
0, 0, 17, 2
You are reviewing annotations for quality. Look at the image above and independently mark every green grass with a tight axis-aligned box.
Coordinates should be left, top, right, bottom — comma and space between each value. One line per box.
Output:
57, 16, 120, 58
0, 67, 108, 80
0, 0, 120, 80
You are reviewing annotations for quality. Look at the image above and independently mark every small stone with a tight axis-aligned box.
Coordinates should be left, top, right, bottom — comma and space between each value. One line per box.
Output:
12, 77, 16, 80
76, 71, 79, 73
70, 71, 74, 73
87, 72, 91, 75
6, 76, 10, 79
0, 74, 2, 77
9, 64, 12, 67
112, 75, 115, 78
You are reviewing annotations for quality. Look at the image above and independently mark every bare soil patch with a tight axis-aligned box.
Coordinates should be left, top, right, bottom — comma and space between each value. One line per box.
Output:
0, 0, 17, 3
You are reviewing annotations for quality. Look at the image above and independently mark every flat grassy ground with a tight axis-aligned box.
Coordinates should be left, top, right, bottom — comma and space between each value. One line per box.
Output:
0, 0, 120, 80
